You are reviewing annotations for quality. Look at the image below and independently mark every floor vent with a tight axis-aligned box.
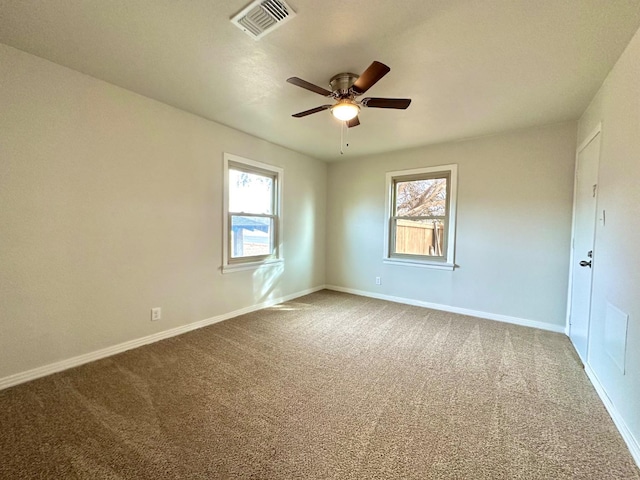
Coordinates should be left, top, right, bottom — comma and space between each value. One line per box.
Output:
231, 0, 296, 40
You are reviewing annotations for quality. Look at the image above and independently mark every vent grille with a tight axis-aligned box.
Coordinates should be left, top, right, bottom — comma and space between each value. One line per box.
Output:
231, 0, 296, 40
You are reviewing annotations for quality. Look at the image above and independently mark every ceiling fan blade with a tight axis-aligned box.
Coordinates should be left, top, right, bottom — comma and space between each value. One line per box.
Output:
287, 77, 333, 97
292, 105, 332, 118
362, 97, 412, 109
347, 116, 360, 128
351, 61, 391, 94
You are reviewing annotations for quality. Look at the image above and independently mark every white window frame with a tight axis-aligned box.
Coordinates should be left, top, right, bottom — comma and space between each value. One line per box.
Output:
383, 164, 458, 270
222, 153, 283, 273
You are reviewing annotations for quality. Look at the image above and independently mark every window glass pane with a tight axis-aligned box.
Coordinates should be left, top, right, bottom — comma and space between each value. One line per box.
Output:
393, 219, 445, 257
230, 215, 273, 258
229, 169, 273, 214
395, 178, 447, 217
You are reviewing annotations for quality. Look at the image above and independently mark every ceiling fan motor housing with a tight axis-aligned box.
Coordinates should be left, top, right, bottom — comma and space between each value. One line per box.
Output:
330, 73, 359, 97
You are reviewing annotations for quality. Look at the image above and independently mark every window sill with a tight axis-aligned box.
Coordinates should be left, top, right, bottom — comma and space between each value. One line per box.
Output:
222, 258, 284, 274
383, 258, 455, 271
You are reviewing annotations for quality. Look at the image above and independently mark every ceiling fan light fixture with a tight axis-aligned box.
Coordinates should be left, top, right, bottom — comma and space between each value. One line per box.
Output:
331, 100, 360, 121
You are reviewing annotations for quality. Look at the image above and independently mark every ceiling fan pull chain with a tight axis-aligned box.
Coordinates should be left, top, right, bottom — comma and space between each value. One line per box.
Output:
340, 120, 344, 155
345, 120, 350, 150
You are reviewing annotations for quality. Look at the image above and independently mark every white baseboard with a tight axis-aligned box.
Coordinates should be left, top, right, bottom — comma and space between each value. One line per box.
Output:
584, 364, 640, 468
325, 285, 565, 334
4, 285, 637, 470
0, 285, 326, 391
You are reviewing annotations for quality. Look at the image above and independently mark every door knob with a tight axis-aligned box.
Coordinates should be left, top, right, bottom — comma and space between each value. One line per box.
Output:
579, 260, 592, 268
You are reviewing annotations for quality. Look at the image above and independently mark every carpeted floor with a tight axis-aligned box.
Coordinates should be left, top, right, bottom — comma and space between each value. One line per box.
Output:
0, 290, 638, 479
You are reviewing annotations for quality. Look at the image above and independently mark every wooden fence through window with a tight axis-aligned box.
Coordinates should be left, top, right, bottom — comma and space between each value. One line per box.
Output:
395, 219, 444, 256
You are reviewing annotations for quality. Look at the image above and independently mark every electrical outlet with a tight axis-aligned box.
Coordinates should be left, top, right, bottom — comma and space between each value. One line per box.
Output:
151, 307, 161, 321
375, 276, 381, 285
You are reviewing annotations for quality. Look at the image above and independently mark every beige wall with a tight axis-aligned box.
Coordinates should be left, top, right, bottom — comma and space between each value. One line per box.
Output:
0, 44, 326, 379
577, 25, 640, 454
326, 123, 577, 327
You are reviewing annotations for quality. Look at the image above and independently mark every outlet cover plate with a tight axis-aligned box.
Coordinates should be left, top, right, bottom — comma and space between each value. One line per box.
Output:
151, 307, 162, 321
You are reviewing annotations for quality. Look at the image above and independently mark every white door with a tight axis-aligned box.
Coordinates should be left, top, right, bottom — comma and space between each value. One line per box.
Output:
569, 131, 600, 362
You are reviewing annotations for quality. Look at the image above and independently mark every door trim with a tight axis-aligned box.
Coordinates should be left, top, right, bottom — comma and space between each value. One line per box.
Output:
565, 122, 601, 347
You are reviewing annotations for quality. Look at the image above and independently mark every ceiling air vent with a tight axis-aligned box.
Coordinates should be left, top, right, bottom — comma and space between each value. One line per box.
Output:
231, 0, 296, 40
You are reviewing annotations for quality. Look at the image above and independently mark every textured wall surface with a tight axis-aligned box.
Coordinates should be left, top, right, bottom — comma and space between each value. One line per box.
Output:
326, 123, 577, 327
0, 44, 327, 379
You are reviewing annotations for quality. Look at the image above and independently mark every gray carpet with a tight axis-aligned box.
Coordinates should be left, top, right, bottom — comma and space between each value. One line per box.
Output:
0, 290, 638, 479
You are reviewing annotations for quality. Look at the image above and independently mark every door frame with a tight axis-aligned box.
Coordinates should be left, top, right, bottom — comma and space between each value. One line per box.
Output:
565, 122, 602, 354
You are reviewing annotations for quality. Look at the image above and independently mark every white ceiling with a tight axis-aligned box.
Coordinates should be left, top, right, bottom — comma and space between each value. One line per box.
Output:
1, 1, 639, 161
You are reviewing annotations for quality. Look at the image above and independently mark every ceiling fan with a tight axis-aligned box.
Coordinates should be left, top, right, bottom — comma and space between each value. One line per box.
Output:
287, 61, 411, 127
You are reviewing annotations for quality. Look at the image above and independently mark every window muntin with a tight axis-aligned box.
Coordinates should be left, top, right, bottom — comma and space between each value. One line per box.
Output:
384, 165, 457, 269
223, 154, 282, 271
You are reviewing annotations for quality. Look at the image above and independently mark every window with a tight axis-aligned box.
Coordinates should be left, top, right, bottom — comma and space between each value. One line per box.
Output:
223, 153, 283, 272
384, 164, 457, 270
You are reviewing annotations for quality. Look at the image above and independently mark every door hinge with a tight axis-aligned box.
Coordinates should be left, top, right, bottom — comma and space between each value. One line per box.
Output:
593, 184, 597, 197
